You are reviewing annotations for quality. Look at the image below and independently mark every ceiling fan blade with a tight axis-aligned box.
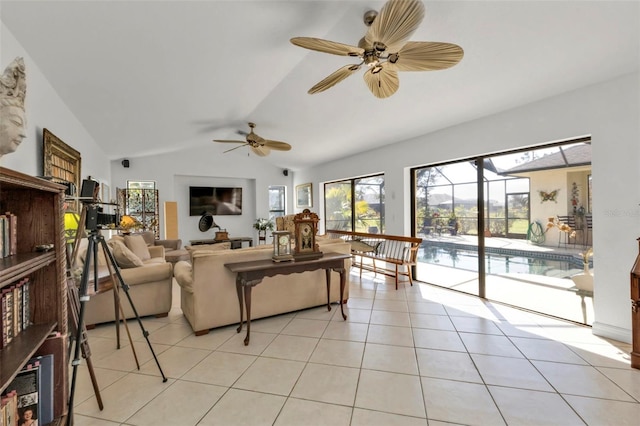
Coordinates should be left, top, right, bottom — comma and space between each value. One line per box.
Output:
308, 64, 361, 94
290, 37, 364, 57
365, 0, 425, 54
223, 143, 250, 153
263, 140, 292, 151
251, 145, 270, 157
390, 41, 464, 71
363, 64, 399, 98
214, 139, 247, 144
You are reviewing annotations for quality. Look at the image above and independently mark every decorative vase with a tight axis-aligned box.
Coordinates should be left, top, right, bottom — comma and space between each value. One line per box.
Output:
571, 263, 593, 292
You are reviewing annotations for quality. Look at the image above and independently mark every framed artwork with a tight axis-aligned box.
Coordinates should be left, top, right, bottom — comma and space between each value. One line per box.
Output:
101, 182, 111, 203
295, 183, 313, 209
43, 128, 81, 195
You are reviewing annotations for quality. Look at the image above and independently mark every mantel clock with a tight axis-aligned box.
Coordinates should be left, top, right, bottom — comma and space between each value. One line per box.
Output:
272, 230, 293, 262
293, 208, 322, 261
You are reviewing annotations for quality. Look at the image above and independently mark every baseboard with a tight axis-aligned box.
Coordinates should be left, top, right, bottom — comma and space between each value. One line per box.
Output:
592, 321, 632, 344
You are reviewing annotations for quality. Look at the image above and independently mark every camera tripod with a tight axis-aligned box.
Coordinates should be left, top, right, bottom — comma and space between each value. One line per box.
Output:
67, 207, 167, 425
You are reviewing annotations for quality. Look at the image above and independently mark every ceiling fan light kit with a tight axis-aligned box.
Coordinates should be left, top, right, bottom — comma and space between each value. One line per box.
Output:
290, 0, 463, 98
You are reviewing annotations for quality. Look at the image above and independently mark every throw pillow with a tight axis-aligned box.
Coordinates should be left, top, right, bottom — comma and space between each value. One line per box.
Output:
124, 234, 151, 261
109, 240, 144, 268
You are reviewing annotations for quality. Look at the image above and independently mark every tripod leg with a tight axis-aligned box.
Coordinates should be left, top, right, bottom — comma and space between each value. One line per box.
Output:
67, 278, 104, 411
102, 244, 140, 369
98, 236, 168, 382
67, 234, 98, 425
118, 299, 141, 369
84, 356, 104, 410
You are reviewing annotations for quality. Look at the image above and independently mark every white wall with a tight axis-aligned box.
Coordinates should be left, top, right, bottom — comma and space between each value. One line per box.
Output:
1, 25, 110, 185
109, 144, 293, 245
303, 72, 640, 343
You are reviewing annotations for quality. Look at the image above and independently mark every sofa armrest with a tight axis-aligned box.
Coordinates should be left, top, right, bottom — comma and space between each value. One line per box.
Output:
173, 260, 193, 294
155, 239, 182, 250
120, 262, 172, 286
148, 245, 165, 258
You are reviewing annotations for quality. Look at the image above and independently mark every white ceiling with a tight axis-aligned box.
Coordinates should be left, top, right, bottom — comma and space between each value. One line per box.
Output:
2, 0, 639, 170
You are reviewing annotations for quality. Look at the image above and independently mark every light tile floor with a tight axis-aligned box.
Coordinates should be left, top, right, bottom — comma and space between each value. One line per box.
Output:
71, 271, 640, 425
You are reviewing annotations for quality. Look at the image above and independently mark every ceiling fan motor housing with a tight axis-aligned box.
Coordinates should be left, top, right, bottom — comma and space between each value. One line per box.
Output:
364, 10, 378, 26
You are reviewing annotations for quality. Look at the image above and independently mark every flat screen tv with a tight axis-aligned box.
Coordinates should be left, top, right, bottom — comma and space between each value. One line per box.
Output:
189, 186, 242, 216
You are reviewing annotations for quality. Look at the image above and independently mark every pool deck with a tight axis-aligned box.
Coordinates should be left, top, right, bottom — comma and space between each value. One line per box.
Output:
413, 233, 594, 325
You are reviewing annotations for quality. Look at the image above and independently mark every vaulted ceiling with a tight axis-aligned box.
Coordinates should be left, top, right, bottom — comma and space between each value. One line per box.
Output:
2, 0, 638, 170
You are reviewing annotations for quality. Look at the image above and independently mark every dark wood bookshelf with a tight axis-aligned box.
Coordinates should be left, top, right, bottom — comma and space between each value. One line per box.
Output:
0, 167, 69, 420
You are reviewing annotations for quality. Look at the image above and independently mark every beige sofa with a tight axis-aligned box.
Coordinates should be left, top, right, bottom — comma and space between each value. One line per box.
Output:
74, 234, 174, 326
173, 238, 352, 335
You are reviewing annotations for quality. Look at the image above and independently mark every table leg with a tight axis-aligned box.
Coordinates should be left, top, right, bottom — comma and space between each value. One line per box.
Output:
325, 269, 332, 311
236, 277, 244, 334
337, 267, 347, 320
244, 285, 252, 346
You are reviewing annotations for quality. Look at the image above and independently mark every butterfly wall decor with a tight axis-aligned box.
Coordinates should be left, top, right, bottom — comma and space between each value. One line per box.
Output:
539, 189, 559, 203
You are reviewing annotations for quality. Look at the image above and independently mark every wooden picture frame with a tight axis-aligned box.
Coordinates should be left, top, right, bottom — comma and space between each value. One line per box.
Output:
43, 128, 81, 196
295, 183, 313, 209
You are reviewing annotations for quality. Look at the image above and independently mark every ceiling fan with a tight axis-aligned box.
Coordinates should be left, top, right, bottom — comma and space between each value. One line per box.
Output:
213, 122, 292, 157
290, 0, 464, 98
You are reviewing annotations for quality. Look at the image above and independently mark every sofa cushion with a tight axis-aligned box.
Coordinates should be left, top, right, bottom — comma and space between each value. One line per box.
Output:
124, 234, 151, 261
109, 240, 144, 268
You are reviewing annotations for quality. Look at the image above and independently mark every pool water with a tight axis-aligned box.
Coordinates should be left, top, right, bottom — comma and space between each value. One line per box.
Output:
419, 246, 586, 279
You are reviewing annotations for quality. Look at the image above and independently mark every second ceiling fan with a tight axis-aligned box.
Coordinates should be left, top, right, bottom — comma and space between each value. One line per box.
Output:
213, 122, 292, 157
290, 0, 464, 98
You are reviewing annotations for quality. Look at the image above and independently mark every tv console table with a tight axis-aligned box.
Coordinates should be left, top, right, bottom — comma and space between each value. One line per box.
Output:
225, 252, 351, 345
189, 236, 253, 249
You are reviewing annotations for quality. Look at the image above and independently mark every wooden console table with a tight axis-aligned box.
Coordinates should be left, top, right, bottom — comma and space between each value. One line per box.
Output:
225, 252, 350, 345
189, 236, 253, 249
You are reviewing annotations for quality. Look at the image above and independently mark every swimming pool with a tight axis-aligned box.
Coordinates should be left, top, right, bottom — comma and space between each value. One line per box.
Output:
418, 246, 589, 279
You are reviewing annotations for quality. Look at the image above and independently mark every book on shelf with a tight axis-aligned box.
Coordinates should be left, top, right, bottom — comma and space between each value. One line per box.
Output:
0, 215, 5, 258
1, 278, 31, 349
4, 362, 41, 426
5, 212, 17, 257
1, 390, 18, 426
2, 286, 14, 347
28, 354, 54, 425
0, 212, 18, 258
35, 333, 67, 419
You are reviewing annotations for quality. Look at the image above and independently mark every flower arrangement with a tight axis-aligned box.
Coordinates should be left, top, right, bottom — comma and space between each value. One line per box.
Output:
120, 214, 142, 232
579, 247, 593, 264
253, 218, 274, 231
546, 216, 576, 238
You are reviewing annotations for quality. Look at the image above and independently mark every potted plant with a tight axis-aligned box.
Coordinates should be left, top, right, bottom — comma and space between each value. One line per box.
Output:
253, 218, 274, 244
448, 212, 458, 236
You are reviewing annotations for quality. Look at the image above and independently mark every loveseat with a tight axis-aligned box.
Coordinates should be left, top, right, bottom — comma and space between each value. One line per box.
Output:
173, 238, 352, 335
74, 234, 174, 326
136, 230, 189, 264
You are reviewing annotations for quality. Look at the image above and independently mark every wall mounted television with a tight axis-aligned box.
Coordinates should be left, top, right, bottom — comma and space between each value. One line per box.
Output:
189, 186, 243, 216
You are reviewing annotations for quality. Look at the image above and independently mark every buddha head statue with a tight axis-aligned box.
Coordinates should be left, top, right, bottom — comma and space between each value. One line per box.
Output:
0, 57, 27, 158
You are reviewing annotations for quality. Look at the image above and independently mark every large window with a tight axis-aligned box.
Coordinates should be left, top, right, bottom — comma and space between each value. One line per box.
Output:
324, 175, 384, 232
268, 185, 286, 218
